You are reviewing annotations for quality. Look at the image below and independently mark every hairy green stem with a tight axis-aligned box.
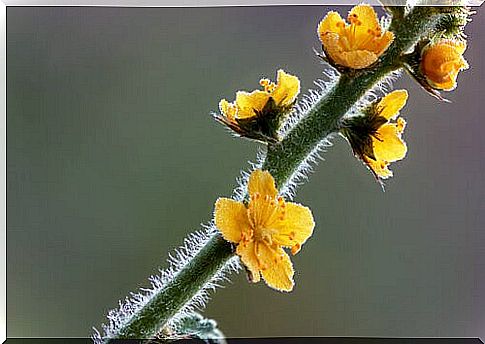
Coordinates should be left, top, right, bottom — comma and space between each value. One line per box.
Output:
264, 6, 438, 188
105, 6, 446, 341
109, 235, 233, 341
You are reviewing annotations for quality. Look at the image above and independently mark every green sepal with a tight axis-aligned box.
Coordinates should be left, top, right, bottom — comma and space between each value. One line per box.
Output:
215, 97, 295, 144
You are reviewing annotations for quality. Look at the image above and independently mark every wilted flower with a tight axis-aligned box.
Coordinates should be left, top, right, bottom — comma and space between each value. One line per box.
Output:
214, 170, 314, 292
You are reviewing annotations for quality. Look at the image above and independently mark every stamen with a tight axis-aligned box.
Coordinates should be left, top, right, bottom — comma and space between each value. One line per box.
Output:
261, 196, 283, 228
396, 118, 406, 133
259, 78, 276, 93
291, 243, 301, 255
259, 78, 269, 87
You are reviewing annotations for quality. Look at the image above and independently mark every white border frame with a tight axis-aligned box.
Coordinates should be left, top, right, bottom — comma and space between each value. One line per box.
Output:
1, 1, 6, 342
0, 1, 482, 343
2, 0, 484, 6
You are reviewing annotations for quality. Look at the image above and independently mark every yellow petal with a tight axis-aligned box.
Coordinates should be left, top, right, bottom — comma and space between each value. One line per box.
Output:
348, 5, 381, 50
339, 50, 379, 69
447, 39, 467, 55
321, 33, 378, 69
373, 123, 407, 162
320, 32, 344, 62
258, 243, 294, 292
426, 75, 456, 91
272, 202, 315, 249
421, 40, 469, 91
235, 90, 269, 119
318, 11, 345, 40
248, 170, 278, 199
367, 31, 395, 56
219, 99, 237, 121
348, 4, 380, 34
365, 156, 393, 179
214, 198, 249, 243
271, 69, 300, 106
236, 241, 261, 283
376, 90, 408, 120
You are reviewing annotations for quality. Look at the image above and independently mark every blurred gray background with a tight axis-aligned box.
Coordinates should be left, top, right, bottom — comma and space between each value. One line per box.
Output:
7, 6, 485, 339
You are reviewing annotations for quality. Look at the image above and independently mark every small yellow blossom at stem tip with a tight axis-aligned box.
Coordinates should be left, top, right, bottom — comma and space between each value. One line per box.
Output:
214, 170, 315, 292
317, 4, 394, 69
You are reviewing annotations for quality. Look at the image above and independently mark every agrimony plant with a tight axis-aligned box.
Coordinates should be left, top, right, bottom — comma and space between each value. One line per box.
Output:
93, 2, 474, 342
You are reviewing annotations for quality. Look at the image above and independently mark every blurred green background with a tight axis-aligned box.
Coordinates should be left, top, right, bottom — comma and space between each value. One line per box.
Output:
7, 6, 485, 339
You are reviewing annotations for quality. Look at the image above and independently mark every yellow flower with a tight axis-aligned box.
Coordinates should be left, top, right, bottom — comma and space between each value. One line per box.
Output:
216, 70, 300, 142
214, 170, 314, 292
420, 39, 469, 91
318, 4, 394, 69
342, 90, 408, 179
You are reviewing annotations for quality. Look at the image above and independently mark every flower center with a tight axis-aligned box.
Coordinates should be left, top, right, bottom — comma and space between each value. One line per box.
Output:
255, 227, 275, 245
248, 193, 286, 245
342, 13, 381, 51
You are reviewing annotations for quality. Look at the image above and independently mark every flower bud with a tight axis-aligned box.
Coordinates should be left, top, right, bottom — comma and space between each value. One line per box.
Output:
420, 39, 469, 91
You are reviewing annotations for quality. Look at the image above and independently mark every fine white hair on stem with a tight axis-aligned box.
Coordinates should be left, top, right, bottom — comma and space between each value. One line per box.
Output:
232, 147, 265, 202
277, 67, 401, 199
280, 69, 340, 139
346, 69, 402, 119
92, 223, 240, 344
380, 12, 393, 31
279, 136, 334, 200
93, 67, 403, 344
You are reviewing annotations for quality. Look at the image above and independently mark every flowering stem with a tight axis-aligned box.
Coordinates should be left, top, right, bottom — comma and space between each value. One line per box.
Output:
264, 6, 439, 188
102, 6, 451, 342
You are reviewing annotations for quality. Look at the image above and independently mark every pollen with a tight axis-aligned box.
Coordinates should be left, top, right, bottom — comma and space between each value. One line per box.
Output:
396, 117, 406, 133
318, 4, 394, 69
214, 170, 315, 292
259, 79, 270, 87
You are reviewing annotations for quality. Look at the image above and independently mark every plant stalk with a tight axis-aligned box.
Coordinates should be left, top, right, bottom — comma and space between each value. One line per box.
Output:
105, 6, 445, 341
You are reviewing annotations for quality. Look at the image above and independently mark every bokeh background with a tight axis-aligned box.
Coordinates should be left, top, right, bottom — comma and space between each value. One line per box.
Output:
7, 5, 485, 339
